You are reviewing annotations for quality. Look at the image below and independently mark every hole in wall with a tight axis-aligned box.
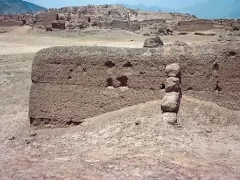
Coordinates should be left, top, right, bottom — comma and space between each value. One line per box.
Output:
70, 69, 73, 72
213, 63, 219, 71
117, 76, 128, 87
123, 62, 133, 68
187, 87, 193, 91
140, 71, 145, 75
88, 17, 91, 23
66, 120, 82, 126
214, 81, 222, 92
104, 61, 115, 68
82, 67, 86, 72
160, 83, 165, 89
106, 78, 113, 87
68, 75, 72, 80
228, 51, 237, 56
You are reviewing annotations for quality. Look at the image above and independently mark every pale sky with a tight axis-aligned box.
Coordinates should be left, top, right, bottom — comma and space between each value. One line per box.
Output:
26, 0, 208, 9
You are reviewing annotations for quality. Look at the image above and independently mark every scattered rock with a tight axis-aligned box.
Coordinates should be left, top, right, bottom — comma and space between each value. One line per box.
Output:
25, 138, 35, 144
194, 32, 216, 36
135, 120, 141, 126
206, 129, 213, 133
178, 32, 188, 35
165, 77, 181, 92
46, 26, 52, 32
143, 36, 164, 48
8, 136, 15, 141
30, 132, 37, 137
165, 63, 181, 77
173, 40, 188, 46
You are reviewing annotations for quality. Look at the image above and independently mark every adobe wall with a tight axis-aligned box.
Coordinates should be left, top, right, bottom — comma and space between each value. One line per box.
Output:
110, 20, 129, 30
29, 43, 240, 128
35, 12, 58, 26
0, 20, 22, 26
178, 19, 213, 31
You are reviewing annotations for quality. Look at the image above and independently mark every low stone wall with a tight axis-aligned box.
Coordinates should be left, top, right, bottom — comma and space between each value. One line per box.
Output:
29, 43, 240, 128
0, 20, 22, 26
178, 19, 213, 31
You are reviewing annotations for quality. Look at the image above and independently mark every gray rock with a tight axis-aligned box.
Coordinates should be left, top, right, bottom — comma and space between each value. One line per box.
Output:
143, 36, 164, 48
165, 77, 181, 92
161, 92, 180, 112
165, 63, 181, 77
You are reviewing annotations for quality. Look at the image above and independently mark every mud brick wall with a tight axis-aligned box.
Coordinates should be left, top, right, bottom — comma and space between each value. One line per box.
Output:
0, 20, 22, 26
178, 19, 213, 31
29, 43, 240, 128
35, 12, 58, 26
110, 20, 129, 30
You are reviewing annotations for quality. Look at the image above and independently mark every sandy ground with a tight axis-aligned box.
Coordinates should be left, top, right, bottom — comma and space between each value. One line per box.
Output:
0, 26, 240, 179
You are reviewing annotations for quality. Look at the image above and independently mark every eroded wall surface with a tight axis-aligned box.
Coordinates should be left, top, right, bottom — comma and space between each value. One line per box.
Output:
178, 19, 213, 31
29, 43, 240, 127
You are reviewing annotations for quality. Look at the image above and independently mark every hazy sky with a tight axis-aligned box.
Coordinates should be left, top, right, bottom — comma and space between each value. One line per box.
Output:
26, 0, 208, 9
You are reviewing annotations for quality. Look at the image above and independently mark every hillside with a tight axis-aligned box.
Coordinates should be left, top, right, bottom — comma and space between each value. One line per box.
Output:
0, 0, 46, 15
180, 0, 240, 19
117, 3, 176, 13
120, 0, 240, 19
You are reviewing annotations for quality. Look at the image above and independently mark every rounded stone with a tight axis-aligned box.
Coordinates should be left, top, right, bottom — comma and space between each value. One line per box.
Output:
165, 77, 181, 92
165, 63, 181, 77
161, 92, 180, 112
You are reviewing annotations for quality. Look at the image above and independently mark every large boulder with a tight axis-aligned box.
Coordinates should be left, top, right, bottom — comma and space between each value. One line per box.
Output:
165, 63, 181, 77
161, 92, 180, 112
143, 36, 164, 48
165, 77, 181, 92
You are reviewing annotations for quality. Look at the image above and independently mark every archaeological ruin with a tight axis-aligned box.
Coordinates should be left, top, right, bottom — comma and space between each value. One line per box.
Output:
29, 42, 240, 128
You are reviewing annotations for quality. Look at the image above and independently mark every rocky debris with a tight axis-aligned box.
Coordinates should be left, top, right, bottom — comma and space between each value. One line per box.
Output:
161, 63, 181, 124
52, 21, 65, 30
46, 26, 52, 31
165, 63, 181, 77
8, 136, 15, 141
194, 31, 216, 36
143, 36, 164, 48
173, 40, 188, 46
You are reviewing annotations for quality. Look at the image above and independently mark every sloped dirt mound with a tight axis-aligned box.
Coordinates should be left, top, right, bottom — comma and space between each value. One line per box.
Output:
1, 96, 240, 179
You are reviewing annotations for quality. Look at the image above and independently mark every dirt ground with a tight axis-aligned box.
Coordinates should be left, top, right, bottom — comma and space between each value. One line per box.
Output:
0, 26, 240, 179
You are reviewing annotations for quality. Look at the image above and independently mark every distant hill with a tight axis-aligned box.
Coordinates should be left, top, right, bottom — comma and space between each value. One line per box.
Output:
117, 3, 176, 13
119, 1, 240, 19
179, 0, 240, 19
0, 0, 46, 15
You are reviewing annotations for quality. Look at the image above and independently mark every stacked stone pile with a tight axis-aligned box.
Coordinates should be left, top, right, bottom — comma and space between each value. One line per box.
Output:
161, 63, 181, 124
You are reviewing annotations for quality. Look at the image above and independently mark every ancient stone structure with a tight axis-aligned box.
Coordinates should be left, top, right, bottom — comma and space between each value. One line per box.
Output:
52, 21, 65, 30
178, 19, 213, 31
35, 12, 58, 26
161, 63, 181, 124
29, 42, 240, 128
143, 36, 164, 48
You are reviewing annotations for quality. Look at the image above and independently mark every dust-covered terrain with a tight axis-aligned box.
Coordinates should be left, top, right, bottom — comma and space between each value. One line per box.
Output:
0, 26, 240, 179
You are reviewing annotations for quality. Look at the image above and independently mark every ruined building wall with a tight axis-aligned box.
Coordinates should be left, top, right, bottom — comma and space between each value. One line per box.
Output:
35, 12, 58, 26
29, 43, 240, 128
178, 19, 213, 31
